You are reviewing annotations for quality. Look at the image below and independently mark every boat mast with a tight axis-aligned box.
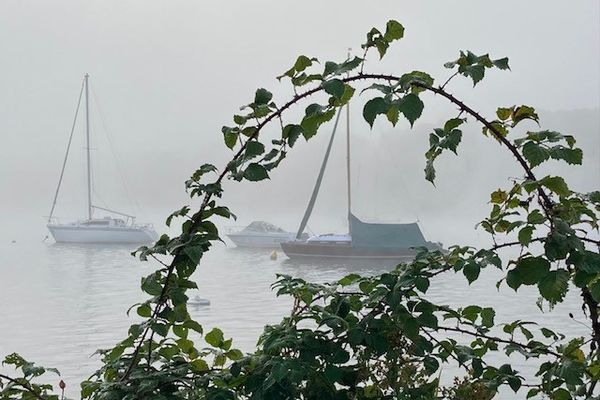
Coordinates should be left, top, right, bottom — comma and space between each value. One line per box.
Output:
346, 98, 351, 216
85, 73, 92, 220
346, 49, 352, 218
294, 109, 343, 239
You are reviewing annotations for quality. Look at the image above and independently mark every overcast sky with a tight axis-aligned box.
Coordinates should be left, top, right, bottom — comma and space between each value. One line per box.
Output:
0, 1, 598, 244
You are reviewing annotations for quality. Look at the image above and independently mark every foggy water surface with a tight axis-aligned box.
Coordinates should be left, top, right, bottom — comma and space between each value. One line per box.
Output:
0, 233, 589, 399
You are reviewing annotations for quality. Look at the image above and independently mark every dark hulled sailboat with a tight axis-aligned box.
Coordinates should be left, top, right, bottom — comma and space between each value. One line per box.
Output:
281, 213, 442, 260
279, 101, 443, 261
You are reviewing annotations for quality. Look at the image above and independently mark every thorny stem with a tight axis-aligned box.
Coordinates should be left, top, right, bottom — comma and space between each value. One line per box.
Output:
437, 326, 561, 358
120, 71, 583, 382
0, 373, 47, 400
490, 238, 545, 251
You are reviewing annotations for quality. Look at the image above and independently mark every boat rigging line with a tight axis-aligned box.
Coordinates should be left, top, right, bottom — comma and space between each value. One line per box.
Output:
48, 76, 85, 223
90, 83, 142, 218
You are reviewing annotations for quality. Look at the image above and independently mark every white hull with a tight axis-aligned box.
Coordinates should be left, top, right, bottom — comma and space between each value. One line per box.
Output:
48, 224, 158, 244
227, 232, 296, 248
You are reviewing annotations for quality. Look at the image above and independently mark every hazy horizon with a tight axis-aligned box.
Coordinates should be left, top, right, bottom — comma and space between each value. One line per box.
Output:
1, 1, 598, 248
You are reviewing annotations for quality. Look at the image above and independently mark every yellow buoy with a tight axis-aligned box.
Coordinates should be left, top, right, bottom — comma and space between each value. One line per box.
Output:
270, 250, 278, 260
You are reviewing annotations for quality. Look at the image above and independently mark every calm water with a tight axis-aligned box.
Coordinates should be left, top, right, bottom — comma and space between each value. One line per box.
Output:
0, 237, 589, 399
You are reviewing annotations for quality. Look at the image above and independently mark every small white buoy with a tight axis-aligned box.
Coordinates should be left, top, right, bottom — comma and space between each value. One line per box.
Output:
270, 250, 277, 260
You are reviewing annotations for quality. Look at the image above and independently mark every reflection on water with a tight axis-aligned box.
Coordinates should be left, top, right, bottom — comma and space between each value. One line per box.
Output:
0, 241, 589, 399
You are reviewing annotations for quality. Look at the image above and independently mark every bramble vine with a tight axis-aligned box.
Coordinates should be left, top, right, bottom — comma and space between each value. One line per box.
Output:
2, 19, 599, 400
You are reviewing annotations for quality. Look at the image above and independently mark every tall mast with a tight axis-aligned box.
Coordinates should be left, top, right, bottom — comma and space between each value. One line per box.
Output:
85, 73, 92, 220
345, 50, 352, 218
295, 109, 343, 239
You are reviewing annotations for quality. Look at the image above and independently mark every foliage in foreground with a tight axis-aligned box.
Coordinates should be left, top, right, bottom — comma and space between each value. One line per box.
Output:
2, 20, 599, 400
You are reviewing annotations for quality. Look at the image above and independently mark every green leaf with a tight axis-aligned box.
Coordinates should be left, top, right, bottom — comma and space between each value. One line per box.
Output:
384, 20, 404, 41
363, 97, 389, 128
375, 40, 389, 59
518, 226, 534, 246
423, 356, 439, 374
466, 65, 485, 86
493, 57, 510, 70
243, 163, 269, 181
166, 206, 191, 227
490, 189, 508, 204
183, 245, 204, 265
137, 303, 152, 318
424, 159, 436, 183
482, 121, 509, 138
173, 325, 189, 339
444, 118, 465, 132
282, 124, 303, 147
151, 322, 169, 337
322, 79, 345, 99
545, 232, 571, 261
548, 146, 583, 165
556, 358, 585, 386
481, 308, 495, 327
205, 328, 224, 347
550, 388, 571, 400
512, 105, 539, 126
225, 349, 244, 361
441, 129, 462, 153
462, 305, 481, 322
254, 88, 273, 105
323, 57, 363, 77
569, 250, 600, 274
233, 114, 246, 125
294, 55, 315, 72
538, 270, 570, 304
527, 209, 546, 224
402, 317, 420, 340
244, 141, 265, 159
291, 72, 323, 87
334, 84, 355, 106
507, 375, 522, 393
522, 142, 550, 167
399, 71, 434, 93
241, 126, 257, 137
190, 358, 209, 372
399, 93, 424, 127
540, 176, 570, 197
222, 127, 239, 150
141, 273, 163, 296
386, 105, 399, 126
182, 320, 203, 335
508, 257, 551, 290
463, 262, 480, 284
339, 273, 361, 286
361, 83, 392, 95
301, 104, 335, 138
496, 107, 513, 121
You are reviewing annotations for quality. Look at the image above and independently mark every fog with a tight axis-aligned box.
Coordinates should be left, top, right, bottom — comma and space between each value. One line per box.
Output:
1, 1, 598, 247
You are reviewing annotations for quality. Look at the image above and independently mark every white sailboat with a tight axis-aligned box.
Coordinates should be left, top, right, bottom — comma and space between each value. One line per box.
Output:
46, 74, 158, 244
